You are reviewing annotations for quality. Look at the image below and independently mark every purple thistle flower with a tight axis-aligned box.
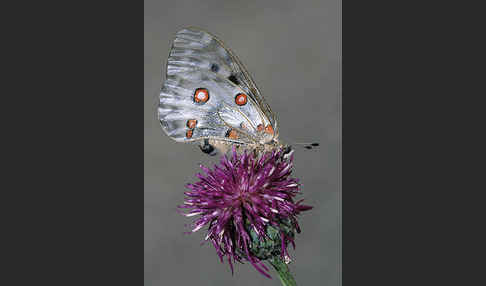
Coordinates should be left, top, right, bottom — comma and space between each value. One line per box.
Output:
179, 146, 312, 278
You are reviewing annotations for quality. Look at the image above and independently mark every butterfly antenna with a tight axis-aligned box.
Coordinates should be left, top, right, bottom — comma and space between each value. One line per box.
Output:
291, 142, 320, 150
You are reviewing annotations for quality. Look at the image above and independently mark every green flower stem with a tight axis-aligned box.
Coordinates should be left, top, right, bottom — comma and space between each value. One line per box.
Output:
269, 256, 297, 286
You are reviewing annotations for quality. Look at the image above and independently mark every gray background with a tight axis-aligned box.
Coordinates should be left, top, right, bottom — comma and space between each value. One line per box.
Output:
144, 0, 341, 285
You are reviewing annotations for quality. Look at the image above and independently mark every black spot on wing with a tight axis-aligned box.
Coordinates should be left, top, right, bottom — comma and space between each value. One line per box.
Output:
210, 63, 219, 72
199, 139, 216, 156
228, 74, 239, 85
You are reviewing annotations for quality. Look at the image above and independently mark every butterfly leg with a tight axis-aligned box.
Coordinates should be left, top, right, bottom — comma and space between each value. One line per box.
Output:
199, 139, 218, 156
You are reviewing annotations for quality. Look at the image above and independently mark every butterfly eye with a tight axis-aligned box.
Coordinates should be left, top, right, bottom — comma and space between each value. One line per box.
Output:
194, 88, 209, 104
235, 93, 248, 106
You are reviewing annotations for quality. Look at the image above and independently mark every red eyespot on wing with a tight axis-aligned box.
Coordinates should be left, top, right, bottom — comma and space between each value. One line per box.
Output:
186, 129, 193, 139
187, 119, 197, 129
235, 93, 247, 106
226, 129, 239, 139
194, 88, 209, 103
257, 124, 264, 132
264, 125, 274, 135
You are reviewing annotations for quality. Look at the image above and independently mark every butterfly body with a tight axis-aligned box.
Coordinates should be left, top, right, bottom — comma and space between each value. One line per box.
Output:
158, 27, 288, 156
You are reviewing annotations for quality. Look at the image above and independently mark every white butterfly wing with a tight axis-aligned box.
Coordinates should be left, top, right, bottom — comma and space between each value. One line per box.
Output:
158, 27, 278, 145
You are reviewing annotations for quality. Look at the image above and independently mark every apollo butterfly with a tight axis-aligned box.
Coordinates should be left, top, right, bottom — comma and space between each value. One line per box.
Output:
158, 27, 315, 157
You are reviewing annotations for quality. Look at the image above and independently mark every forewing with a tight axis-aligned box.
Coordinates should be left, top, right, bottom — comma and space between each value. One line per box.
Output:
158, 27, 276, 144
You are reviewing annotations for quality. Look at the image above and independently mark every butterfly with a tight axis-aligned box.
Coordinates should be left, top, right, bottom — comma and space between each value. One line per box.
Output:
158, 27, 317, 157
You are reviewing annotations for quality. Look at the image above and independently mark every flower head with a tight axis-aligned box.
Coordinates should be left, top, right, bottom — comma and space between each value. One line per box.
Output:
179, 146, 312, 278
